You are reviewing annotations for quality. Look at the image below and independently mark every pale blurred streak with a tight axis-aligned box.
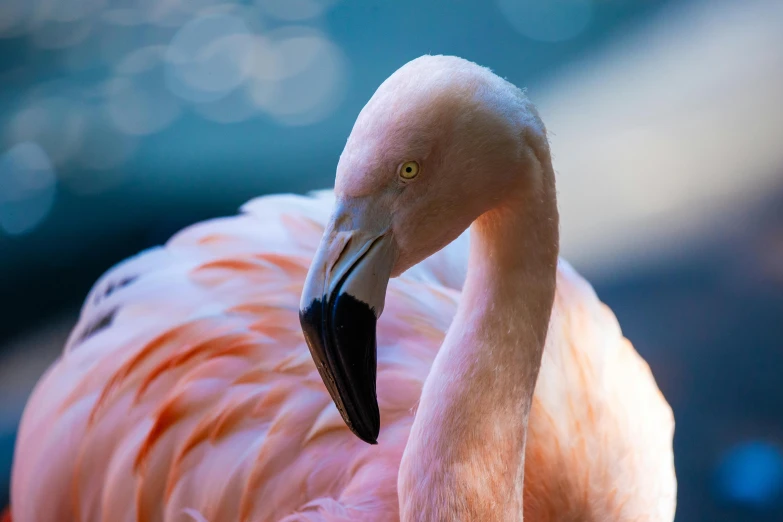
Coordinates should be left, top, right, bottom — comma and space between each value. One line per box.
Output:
534, 0, 783, 276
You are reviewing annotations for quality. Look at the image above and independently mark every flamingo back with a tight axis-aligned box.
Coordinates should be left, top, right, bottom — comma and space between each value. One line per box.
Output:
521, 260, 677, 522
9, 191, 675, 521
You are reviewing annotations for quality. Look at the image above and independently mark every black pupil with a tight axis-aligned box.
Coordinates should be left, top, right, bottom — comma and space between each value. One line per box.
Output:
406, 166, 412, 172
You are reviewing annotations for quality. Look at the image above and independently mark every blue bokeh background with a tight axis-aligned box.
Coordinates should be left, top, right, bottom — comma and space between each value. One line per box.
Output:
1, 0, 782, 520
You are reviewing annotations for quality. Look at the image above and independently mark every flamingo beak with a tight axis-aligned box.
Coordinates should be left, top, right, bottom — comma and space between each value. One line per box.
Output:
299, 198, 397, 445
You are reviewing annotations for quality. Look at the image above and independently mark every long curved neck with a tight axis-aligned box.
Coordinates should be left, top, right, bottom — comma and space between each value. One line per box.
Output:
398, 151, 559, 521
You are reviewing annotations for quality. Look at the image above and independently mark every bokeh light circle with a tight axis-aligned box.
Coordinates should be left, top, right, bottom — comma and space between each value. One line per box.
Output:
194, 87, 258, 124
0, 142, 56, 236
45, 0, 105, 24
31, 18, 94, 49
108, 45, 182, 135
0, 0, 35, 37
256, 0, 341, 21
75, 104, 137, 178
248, 27, 347, 126
497, 0, 593, 43
8, 97, 85, 166
165, 13, 255, 104
715, 441, 783, 508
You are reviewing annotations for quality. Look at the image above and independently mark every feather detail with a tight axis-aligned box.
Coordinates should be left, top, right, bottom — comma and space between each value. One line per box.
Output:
10, 191, 674, 521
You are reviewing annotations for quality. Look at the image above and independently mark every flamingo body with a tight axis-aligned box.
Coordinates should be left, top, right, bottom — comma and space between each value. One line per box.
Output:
10, 190, 675, 521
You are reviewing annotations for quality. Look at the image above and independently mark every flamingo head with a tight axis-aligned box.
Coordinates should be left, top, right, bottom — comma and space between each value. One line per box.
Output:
299, 55, 546, 444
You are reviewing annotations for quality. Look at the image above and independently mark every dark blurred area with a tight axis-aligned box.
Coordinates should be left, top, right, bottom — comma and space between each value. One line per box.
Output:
1, 0, 782, 520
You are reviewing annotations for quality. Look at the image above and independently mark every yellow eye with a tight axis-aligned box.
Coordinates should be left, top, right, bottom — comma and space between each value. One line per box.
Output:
400, 161, 420, 180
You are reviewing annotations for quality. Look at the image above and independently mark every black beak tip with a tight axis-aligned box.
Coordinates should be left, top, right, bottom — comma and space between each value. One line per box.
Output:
350, 421, 379, 445
299, 294, 382, 446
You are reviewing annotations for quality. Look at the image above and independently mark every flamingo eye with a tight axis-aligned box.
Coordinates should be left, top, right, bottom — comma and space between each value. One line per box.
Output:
399, 161, 420, 180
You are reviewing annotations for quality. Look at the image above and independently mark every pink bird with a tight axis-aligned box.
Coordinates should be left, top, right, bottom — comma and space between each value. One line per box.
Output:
8, 55, 676, 521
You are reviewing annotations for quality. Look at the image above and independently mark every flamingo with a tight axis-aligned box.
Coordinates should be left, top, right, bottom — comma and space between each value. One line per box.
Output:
8, 55, 676, 521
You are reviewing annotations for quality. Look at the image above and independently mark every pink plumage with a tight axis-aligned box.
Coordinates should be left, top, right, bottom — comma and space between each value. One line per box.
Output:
10, 190, 674, 521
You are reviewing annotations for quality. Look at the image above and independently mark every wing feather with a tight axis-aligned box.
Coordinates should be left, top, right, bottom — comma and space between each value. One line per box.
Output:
11, 191, 674, 522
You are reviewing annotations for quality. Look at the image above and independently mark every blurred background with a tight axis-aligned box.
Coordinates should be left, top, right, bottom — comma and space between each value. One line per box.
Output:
1, 0, 782, 519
